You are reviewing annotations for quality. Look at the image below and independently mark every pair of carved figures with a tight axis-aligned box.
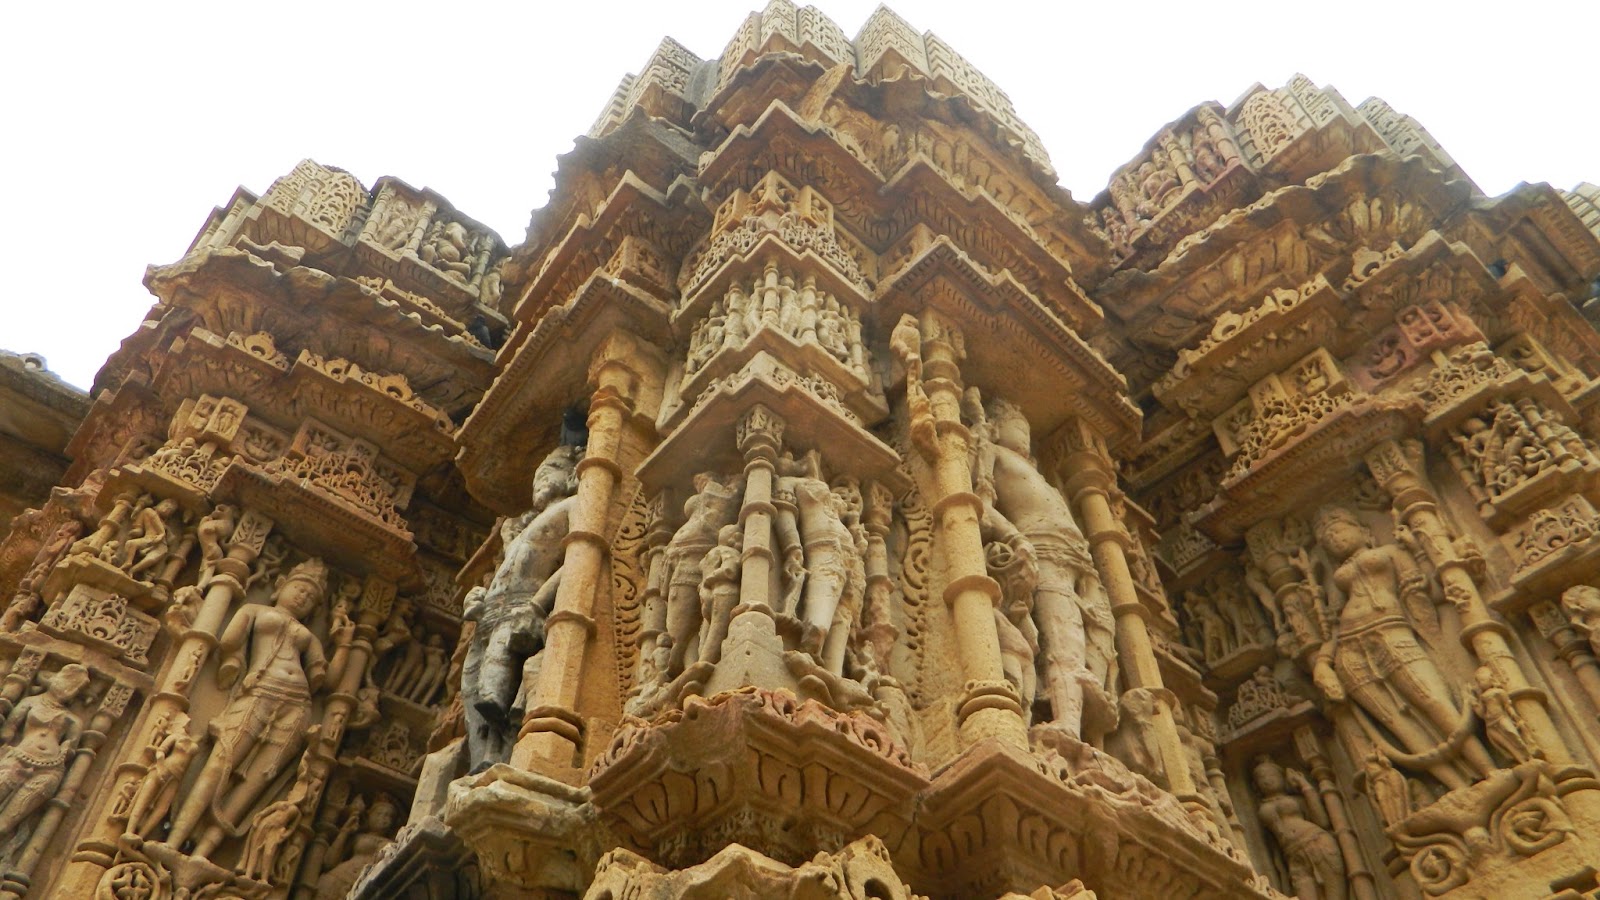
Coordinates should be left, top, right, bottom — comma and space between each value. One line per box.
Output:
70, 492, 195, 584
374, 603, 449, 706
462, 444, 582, 767
1183, 572, 1268, 664
639, 452, 869, 693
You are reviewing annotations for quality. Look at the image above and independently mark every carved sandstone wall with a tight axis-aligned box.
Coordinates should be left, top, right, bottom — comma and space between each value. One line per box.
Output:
2, 4, 1599, 900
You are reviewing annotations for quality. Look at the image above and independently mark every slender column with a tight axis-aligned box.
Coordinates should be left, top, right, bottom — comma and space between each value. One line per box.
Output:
734, 405, 782, 611
55, 510, 271, 895
893, 313, 1026, 748
1528, 602, 1600, 720
1365, 441, 1572, 764
287, 576, 389, 900
514, 333, 643, 775
1295, 727, 1377, 900
1058, 418, 1201, 808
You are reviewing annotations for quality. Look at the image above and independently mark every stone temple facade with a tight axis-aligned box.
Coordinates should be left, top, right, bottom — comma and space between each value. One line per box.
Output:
4, 4, 1600, 899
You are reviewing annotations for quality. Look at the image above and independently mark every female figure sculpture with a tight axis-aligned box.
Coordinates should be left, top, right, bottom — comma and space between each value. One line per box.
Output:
1310, 506, 1493, 789
165, 558, 334, 858
0, 663, 92, 835
1252, 757, 1346, 900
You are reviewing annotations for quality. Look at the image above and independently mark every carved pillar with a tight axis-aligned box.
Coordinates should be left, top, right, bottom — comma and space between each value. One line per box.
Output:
735, 404, 782, 611
1364, 440, 1573, 764
1528, 601, 1600, 716
1058, 418, 1201, 808
1159, 130, 1198, 187
279, 575, 389, 900
1294, 727, 1377, 900
57, 509, 271, 893
513, 333, 642, 776
904, 312, 1027, 748
861, 481, 899, 668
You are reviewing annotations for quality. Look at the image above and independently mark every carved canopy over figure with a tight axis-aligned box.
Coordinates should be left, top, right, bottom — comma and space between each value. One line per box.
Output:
1309, 505, 1493, 790
1252, 757, 1346, 900
0, 663, 91, 839
165, 558, 338, 859
462, 444, 582, 768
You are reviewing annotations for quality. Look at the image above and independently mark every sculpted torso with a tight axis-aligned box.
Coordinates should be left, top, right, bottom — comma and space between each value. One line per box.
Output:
488, 500, 573, 607
234, 605, 321, 691
992, 445, 1078, 538
9, 698, 79, 760
1331, 545, 1408, 624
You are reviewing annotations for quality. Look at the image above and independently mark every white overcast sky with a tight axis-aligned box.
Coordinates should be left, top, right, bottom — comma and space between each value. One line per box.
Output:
3, 0, 1595, 391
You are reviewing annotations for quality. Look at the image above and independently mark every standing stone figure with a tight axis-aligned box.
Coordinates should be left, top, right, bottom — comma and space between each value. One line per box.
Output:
124, 710, 200, 838
0, 663, 92, 836
316, 794, 400, 898
1310, 505, 1493, 789
696, 524, 744, 666
976, 395, 1115, 739
461, 445, 581, 768
653, 473, 742, 679
1252, 757, 1347, 900
165, 558, 334, 858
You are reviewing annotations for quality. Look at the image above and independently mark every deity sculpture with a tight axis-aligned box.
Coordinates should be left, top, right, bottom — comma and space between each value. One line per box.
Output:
1, 519, 82, 632
0, 663, 92, 836
652, 472, 742, 679
194, 504, 237, 589
124, 711, 200, 838
1309, 505, 1493, 789
1472, 665, 1539, 764
973, 393, 1115, 739
164, 558, 337, 858
461, 444, 581, 767
1184, 587, 1233, 663
410, 635, 449, 705
1252, 757, 1346, 900
774, 452, 867, 674
1361, 750, 1411, 827
695, 524, 743, 666
981, 502, 1041, 713
316, 794, 400, 899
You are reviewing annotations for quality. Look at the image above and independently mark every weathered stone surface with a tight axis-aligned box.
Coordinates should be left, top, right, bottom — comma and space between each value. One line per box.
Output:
3, 3, 1600, 899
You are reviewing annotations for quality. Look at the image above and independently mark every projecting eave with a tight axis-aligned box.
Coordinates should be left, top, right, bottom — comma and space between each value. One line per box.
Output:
458, 274, 671, 514
140, 248, 495, 415
875, 236, 1140, 453
1096, 154, 1475, 365
517, 112, 704, 265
